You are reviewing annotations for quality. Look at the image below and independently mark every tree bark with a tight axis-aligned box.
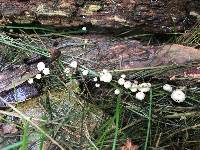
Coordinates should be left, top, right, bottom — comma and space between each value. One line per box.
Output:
0, 33, 200, 107
0, 0, 199, 33
1, 33, 200, 88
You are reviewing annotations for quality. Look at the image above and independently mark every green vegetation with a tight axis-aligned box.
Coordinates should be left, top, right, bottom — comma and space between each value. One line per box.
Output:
0, 20, 200, 150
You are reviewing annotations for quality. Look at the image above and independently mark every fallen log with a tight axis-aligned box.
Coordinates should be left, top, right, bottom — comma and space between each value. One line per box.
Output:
0, 0, 199, 33
0, 34, 200, 107
53, 35, 200, 71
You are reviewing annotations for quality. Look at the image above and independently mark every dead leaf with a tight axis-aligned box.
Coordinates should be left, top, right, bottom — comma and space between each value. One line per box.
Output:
2, 124, 18, 134
170, 75, 176, 80
120, 138, 138, 150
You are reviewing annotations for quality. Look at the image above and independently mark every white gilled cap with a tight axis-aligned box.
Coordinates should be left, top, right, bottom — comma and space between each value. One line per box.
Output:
35, 74, 42, 79
28, 78, 34, 84
124, 81, 132, 89
114, 89, 120, 95
37, 62, 45, 71
163, 84, 173, 92
136, 92, 145, 100
171, 89, 186, 103
82, 70, 89, 76
43, 68, 50, 75
138, 83, 150, 92
118, 78, 125, 85
100, 71, 112, 83
69, 61, 78, 68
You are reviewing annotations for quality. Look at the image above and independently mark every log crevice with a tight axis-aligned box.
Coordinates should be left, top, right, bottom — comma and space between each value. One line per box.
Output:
0, 0, 199, 33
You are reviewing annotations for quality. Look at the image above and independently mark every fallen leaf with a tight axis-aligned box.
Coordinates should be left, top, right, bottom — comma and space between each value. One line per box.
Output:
2, 124, 18, 134
120, 138, 138, 150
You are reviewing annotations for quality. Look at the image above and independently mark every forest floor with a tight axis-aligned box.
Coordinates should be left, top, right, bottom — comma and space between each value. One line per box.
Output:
0, 20, 200, 150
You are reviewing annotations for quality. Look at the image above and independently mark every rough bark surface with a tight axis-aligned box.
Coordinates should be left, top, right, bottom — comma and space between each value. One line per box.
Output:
52, 35, 200, 70
1, 34, 200, 91
0, 0, 199, 33
0, 34, 200, 107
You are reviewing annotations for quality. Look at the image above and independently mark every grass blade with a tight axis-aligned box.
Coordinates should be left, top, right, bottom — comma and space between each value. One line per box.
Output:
112, 94, 121, 150
21, 121, 29, 150
144, 89, 153, 150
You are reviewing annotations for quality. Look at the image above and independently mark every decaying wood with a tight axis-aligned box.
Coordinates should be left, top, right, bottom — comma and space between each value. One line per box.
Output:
0, 0, 199, 33
0, 34, 200, 106
54, 35, 200, 71
0, 64, 39, 93
1, 34, 200, 84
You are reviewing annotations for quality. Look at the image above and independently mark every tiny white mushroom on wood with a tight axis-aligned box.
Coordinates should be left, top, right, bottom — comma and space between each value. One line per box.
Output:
43, 68, 50, 75
171, 89, 186, 103
37, 62, 45, 71
136, 92, 145, 100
